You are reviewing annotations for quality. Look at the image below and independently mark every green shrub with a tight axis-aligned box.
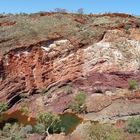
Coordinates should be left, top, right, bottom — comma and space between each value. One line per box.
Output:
0, 122, 36, 139
0, 103, 8, 113
20, 125, 33, 135
128, 80, 137, 90
83, 123, 123, 140
124, 25, 132, 30
33, 123, 46, 134
125, 117, 140, 133
1, 122, 24, 140
10, 133, 24, 140
0, 122, 33, 140
3, 122, 19, 133
20, 104, 29, 115
3, 123, 12, 132
69, 91, 86, 113
35, 112, 61, 135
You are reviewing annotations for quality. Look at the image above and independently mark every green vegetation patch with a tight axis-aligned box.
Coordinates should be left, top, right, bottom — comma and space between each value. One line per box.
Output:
34, 112, 61, 135
128, 79, 138, 90
125, 117, 140, 133
0, 103, 8, 113
83, 123, 124, 140
69, 91, 87, 113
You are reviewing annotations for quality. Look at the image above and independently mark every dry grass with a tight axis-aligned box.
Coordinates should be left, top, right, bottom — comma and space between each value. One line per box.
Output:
0, 12, 139, 55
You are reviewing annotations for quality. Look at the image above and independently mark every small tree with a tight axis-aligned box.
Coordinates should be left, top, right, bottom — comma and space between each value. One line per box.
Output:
33, 123, 45, 134
54, 8, 67, 13
77, 8, 84, 15
35, 112, 61, 136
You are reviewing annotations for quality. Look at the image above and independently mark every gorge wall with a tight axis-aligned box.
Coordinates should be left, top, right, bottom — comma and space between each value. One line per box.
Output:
0, 13, 140, 122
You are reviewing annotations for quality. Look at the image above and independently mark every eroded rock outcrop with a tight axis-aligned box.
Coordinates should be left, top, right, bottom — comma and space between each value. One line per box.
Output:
1, 26, 140, 119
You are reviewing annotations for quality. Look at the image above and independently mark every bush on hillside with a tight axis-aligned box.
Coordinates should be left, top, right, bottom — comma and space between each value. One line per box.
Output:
125, 117, 140, 133
128, 80, 137, 90
1, 122, 24, 140
83, 123, 123, 140
69, 91, 86, 113
0, 103, 8, 113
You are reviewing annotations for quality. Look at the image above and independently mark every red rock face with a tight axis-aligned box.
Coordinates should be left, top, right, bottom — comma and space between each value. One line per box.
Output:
0, 41, 76, 88
0, 39, 83, 103
3, 47, 45, 89
72, 71, 140, 92
0, 21, 16, 27
2, 40, 83, 90
1, 29, 140, 115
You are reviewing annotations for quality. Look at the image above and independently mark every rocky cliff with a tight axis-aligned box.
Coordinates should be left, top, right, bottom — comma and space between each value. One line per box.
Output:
0, 13, 140, 124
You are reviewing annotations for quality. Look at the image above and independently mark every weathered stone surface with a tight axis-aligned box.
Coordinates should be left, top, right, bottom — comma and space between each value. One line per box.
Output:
86, 94, 112, 113
84, 98, 140, 123
0, 21, 16, 27
1, 13, 140, 140
2, 30, 140, 93
1, 29, 140, 117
